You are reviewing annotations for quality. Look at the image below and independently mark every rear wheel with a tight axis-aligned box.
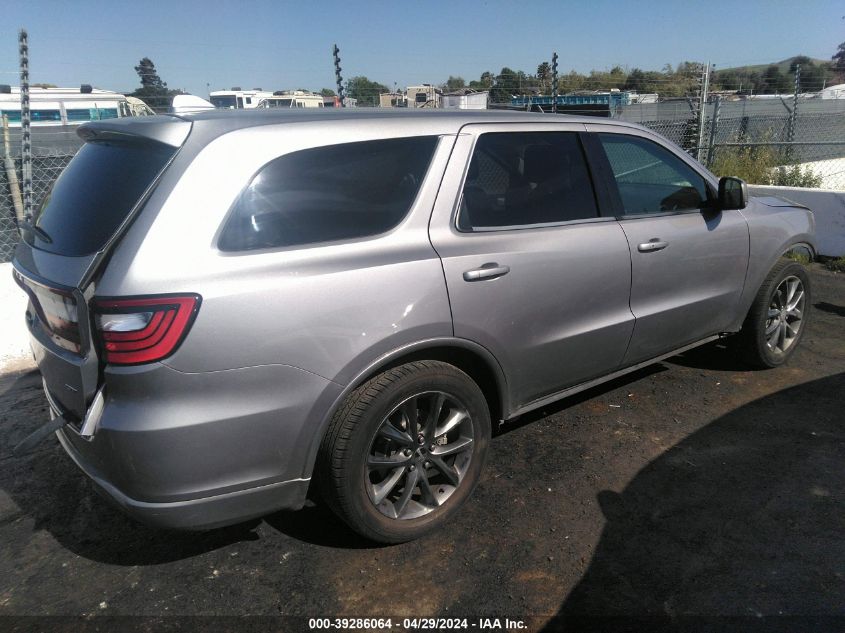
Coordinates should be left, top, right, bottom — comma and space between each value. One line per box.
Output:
731, 259, 811, 368
317, 361, 490, 543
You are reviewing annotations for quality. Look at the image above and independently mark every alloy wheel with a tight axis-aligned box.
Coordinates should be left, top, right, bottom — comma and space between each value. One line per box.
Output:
765, 275, 805, 354
365, 391, 475, 520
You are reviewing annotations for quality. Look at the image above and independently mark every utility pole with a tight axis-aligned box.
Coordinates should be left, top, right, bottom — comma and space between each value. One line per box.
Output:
696, 61, 711, 161
332, 44, 345, 107
788, 64, 800, 144
551, 52, 559, 114
706, 95, 721, 168
18, 29, 33, 220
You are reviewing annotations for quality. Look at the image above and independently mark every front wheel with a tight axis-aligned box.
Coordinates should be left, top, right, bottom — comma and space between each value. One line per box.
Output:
731, 259, 811, 368
317, 361, 491, 543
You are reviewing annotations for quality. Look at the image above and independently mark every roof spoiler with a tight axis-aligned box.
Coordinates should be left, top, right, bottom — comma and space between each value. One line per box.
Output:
77, 116, 191, 148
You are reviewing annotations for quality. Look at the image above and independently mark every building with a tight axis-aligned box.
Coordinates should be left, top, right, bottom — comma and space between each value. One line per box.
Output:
378, 92, 407, 108
441, 90, 488, 110
406, 85, 441, 109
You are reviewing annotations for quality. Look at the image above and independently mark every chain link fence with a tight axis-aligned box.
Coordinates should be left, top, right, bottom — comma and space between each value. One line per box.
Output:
1, 151, 75, 263
622, 98, 845, 190
2, 98, 845, 263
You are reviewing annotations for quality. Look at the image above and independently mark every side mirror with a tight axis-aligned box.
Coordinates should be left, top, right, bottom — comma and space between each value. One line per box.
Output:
718, 176, 748, 210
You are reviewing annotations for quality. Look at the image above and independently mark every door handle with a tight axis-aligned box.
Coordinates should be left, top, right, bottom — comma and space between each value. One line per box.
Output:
463, 263, 510, 281
638, 240, 668, 253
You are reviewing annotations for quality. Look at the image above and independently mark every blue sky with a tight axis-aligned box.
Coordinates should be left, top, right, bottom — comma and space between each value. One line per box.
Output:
1, 0, 842, 96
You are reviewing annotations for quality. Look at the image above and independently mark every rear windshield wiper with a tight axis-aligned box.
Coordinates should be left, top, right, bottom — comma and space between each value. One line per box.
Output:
17, 219, 53, 244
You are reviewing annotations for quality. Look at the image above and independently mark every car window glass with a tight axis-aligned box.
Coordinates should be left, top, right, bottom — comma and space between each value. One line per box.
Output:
27, 140, 175, 256
457, 132, 598, 231
219, 136, 438, 252
598, 133, 709, 215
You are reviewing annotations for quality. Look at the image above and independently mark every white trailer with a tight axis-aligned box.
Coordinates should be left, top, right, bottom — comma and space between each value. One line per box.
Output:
257, 91, 325, 108
0, 85, 153, 127
209, 88, 275, 109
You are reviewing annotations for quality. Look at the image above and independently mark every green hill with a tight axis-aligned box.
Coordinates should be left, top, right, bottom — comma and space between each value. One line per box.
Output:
717, 56, 830, 74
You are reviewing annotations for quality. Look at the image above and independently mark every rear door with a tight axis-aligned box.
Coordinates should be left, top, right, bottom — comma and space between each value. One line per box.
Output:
585, 125, 750, 365
13, 122, 187, 419
429, 123, 635, 410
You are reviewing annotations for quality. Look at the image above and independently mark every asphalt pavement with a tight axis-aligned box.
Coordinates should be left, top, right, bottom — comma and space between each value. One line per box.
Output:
1, 264, 843, 632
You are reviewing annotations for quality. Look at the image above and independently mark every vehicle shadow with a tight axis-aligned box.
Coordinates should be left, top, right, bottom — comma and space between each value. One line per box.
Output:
496, 365, 668, 436
543, 372, 845, 631
664, 339, 755, 372
814, 301, 845, 318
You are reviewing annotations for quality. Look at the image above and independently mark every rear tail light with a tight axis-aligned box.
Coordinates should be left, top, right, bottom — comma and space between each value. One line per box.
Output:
92, 294, 201, 365
13, 269, 81, 353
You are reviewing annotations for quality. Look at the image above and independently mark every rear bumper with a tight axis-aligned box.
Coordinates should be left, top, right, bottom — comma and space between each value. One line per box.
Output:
40, 361, 342, 529
56, 428, 309, 529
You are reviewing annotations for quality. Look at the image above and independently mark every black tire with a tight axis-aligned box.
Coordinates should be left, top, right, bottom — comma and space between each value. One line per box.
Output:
317, 361, 491, 543
730, 259, 811, 368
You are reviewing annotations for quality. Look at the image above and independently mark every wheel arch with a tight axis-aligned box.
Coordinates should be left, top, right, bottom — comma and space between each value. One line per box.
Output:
730, 239, 816, 333
300, 337, 509, 480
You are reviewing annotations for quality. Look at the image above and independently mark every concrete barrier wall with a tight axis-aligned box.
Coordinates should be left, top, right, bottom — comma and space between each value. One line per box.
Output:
749, 185, 845, 258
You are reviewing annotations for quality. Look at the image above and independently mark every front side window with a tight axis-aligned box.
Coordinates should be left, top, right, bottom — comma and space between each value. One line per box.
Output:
457, 131, 598, 230
598, 133, 710, 215
219, 136, 438, 252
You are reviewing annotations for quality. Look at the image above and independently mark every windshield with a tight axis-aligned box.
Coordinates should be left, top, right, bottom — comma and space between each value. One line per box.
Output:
25, 140, 175, 256
210, 95, 237, 108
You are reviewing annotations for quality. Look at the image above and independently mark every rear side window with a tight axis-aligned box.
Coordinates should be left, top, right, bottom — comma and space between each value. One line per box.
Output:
598, 133, 710, 215
457, 132, 598, 230
219, 136, 438, 252
27, 140, 175, 256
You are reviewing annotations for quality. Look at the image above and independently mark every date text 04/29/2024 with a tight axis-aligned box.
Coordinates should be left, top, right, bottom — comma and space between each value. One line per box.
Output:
307, 618, 528, 630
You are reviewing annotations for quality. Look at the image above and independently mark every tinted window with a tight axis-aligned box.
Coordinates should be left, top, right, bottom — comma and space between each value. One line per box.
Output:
457, 132, 598, 230
66, 108, 119, 122
26, 140, 175, 256
210, 95, 236, 108
598, 133, 709, 215
31, 110, 62, 122
219, 136, 438, 252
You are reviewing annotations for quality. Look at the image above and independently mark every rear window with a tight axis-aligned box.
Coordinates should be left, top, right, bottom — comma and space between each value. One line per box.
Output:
26, 140, 175, 256
219, 136, 438, 252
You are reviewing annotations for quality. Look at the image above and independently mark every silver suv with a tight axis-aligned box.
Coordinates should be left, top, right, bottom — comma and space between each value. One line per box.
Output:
13, 110, 815, 542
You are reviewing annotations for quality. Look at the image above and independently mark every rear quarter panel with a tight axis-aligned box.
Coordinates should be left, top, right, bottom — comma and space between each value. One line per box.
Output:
96, 122, 457, 385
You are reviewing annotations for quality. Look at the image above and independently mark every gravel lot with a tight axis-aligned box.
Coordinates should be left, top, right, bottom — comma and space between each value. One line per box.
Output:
1, 264, 843, 631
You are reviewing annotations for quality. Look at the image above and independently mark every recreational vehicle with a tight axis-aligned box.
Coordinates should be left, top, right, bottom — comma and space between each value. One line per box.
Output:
209, 89, 274, 109
0, 85, 153, 127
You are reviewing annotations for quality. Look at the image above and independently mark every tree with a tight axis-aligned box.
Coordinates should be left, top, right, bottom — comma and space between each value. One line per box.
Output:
624, 68, 647, 91
833, 41, 845, 80
443, 76, 466, 93
131, 57, 182, 112
489, 67, 521, 103
536, 62, 551, 93
134, 57, 167, 91
468, 71, 494, 91
759, 65, 790, 94
319, 88, 336, 97
345, 76, 389, 106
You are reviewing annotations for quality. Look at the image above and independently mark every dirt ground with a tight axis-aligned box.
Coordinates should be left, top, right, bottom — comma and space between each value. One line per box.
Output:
1, 264, 843, 632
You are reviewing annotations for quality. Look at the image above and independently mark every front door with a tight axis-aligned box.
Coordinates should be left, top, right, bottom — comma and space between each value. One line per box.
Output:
586, 125, 750, 365
429, 123, 636, 410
